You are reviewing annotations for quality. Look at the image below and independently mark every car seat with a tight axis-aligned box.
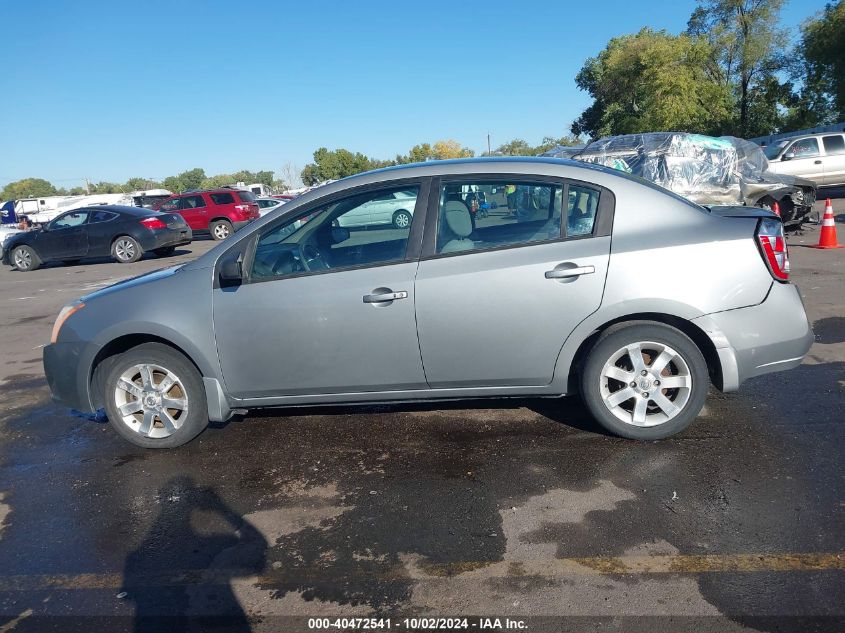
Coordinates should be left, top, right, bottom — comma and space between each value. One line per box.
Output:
439, 201, 475, 253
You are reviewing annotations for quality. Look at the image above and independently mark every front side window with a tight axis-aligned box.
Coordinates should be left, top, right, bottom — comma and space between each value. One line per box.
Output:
788, 138, 820, 158
51, 211, 88, 229
435, 181, 562, 254
179, 195, 206, 209
159, 198, 179, 211
210, 192, 235, 205
251, 185, 420, 280
822, 135, 845, 155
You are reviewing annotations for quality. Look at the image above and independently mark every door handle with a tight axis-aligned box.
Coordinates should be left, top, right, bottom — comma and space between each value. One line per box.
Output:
363, 290, 408, 303
814, 160, 822, 164
545, 265, 595, 279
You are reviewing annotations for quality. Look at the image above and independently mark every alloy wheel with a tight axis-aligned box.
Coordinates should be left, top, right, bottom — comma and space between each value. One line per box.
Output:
115, 239, 136, 261
598, 341, 692, 427
113, 363, 189, 438
13, 248, 32, 270
213, 224, 230, 239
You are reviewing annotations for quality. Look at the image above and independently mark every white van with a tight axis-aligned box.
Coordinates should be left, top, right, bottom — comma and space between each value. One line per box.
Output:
765, 133, 845, 187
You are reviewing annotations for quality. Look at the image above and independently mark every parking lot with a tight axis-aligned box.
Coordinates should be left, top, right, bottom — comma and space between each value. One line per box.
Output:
0, 198, 843, 632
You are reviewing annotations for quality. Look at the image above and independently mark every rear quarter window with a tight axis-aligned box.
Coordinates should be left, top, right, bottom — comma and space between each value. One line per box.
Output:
822, 135, 845, 155
236, 191, 256, 202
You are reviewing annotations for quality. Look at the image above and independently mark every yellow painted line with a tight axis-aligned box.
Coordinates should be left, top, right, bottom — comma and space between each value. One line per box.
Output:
0, 552, 841, 591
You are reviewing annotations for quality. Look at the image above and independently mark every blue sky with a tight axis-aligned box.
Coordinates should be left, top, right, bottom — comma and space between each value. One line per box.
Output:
0, 0, 829, 188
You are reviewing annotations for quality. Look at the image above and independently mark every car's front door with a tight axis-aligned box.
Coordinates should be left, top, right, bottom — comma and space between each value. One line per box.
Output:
212, 181, 429, 399
38, 210, 90, 259
415, 177, 612, 388
176, 194, 208, 230
781, 138, 825, 183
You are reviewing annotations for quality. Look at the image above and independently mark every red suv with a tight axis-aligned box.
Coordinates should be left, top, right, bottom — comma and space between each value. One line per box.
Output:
156, 189, 260, 240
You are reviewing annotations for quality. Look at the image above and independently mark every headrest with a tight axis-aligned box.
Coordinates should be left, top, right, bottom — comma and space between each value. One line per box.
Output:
443, 201, 472, 237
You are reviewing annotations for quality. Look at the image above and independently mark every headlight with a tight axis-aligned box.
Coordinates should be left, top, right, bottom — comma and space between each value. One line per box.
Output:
51, 302, 85, 344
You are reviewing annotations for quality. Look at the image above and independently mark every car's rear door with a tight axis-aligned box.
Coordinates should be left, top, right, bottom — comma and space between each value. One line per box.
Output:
414, 175, 612, 388
212, 179, 430, 399
821, 134, 845, 185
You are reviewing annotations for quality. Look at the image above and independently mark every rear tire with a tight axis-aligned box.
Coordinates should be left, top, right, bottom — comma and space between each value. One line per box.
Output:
580, 322, 708, 440
111, 236, 142, 263
102, 343, 209, 448
154, 246, 176, 257
210, 220, 233, 241
11, 245, 41, 271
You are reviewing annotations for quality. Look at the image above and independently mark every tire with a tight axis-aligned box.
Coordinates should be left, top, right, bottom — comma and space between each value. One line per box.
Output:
11, 245, 41, 271
579, 322, 708, 440
392, 210, 412, 229
102, 342, 209, 448
154, 246, 176, 257
111, 236, 143, 263
210, 219, 233, 241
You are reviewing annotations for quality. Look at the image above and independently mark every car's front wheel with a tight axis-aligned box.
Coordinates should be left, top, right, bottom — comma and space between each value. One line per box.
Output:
393, 210, 412, 229
11, 245, 41, 271
112, 236, 143, 263
102, 343, 210, 448
580, 322, 708, 440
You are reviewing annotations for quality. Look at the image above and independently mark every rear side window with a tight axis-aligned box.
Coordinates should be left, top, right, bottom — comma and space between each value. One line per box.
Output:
566, 185, 600, 237
435, 181, 562, 255
236, 191, 256, 202
89, 210, 118, 223
822, 135, 845, 155
210, 192, 235, 205
179, 195, 206, 209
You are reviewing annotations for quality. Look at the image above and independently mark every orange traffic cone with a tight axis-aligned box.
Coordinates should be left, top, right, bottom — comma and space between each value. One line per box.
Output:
772, 201, 781, 217
809, 199, 845, 249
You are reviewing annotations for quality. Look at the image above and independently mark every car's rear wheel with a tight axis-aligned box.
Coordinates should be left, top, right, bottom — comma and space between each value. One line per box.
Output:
580, 322, 708, 440
154, 246, 176, 257
112, 236, 142, 263
392, 210, 412, 229
102, 343, 209, 448
210, 220, 233, 240
11, 245, 41, 271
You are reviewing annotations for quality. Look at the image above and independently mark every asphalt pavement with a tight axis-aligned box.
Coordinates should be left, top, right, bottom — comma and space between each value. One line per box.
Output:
0, 200, 843, 632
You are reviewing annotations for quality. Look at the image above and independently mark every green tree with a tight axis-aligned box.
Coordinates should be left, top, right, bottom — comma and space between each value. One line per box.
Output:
687, 0, 789, 136
572, 28, 731, 139
124, 177, 162, 191
162, 176, 182, 193
300, 148, 388, 185
177, 168, 206, 192
1, 178, 57, 200
89, 181, 122, 194
799, 0, 845, 121
489, 135, 583, 156
199, 174, 237, 190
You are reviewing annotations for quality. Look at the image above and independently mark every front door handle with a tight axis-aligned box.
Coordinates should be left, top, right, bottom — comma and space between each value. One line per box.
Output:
545, 265, 595, 279
814, 160, 822, 164
363, 290, 408, 303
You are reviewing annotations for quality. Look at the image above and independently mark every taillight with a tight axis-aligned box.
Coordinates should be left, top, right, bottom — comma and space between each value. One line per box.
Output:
140, 217, 167, 230
756, 218, 789, 281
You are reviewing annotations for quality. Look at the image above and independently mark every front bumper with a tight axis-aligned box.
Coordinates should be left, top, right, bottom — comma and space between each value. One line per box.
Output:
43, 341, 97, 411
693, 282, 814, 391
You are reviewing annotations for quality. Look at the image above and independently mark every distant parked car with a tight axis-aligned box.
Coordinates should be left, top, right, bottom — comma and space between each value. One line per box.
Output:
764, 132, 845, 187
0, 225, 25, 261
156, 189, 260, 240
2, 206, 191, 271
335, 189, 416, 228
43, 158, 812, 448
255, 197, 288, 217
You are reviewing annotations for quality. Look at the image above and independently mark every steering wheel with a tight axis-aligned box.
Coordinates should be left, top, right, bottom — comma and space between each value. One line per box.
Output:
298, 241, 329, 271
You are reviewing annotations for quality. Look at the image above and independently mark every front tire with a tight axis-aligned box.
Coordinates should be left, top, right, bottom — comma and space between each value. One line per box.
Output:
392, 210, 412, 229
102, 343, 209, 448
11, 245, 41, 271
210, 219, 233, 241
580, 322, 708, 440
112, 236, 142, 263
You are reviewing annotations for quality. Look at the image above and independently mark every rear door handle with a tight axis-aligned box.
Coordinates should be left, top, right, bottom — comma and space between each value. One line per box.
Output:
814, 160, 822, 164
363, 290, 408, 303
545, 265, 595, 279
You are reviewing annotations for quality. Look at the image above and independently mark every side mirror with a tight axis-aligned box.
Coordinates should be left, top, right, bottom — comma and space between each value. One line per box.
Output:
782, 152, 795, 161
219, 254, 243, 283
331, 226, 350, 244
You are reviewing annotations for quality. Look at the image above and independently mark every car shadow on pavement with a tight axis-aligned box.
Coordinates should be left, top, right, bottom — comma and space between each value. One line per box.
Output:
121, 476, 266, 633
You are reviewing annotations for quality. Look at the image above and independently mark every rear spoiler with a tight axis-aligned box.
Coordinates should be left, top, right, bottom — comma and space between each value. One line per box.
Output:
705, 205, 780, 220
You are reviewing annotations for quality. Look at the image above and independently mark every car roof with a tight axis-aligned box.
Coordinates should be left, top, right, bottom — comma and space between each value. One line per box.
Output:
72, 205, 155, 216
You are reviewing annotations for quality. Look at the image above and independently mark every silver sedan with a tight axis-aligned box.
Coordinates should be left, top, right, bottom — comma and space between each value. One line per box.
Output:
43, 158, 813, 447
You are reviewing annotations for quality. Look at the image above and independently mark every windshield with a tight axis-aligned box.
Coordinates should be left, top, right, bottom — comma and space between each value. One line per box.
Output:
763, 141, 788, 160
